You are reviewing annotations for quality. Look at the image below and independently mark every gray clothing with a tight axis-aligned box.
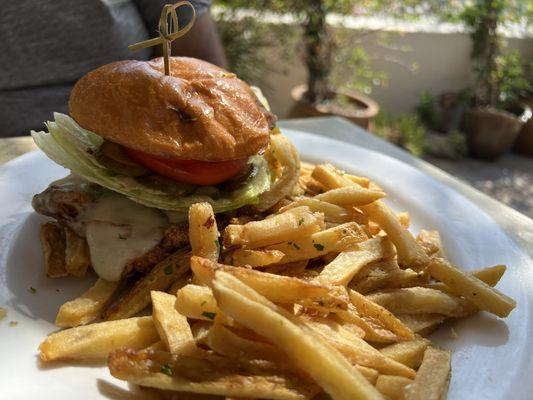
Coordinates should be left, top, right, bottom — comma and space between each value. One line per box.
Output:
0, 0, 210, 137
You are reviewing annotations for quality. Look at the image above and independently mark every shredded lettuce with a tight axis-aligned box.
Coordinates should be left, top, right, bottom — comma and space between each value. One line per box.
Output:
32, 113, 272, 213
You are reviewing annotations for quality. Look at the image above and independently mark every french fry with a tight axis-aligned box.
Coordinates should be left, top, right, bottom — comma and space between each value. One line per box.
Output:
279, 197, 354, 224
350, 260, 424, 294
40, 222, 68, 278
264, 222, 368, 265
191, 256, 346, 309
56, 278, 119, 327
232, 249, 285, 267
404, 347, 451, 400
188, 202, 220, 262
359, 201, 429, 269
376, 375, 413, 399
356, 366, 379, 385
63, 226, 90, 277
304, 317, 416, 378
379, 338, 430, 369
348, 289, 415, 341
223, 206, 324, 249
396, 314, 447, 335
104, 250, 190, 320
151, 291, 196, 354
264, 260, 309, 277
344, 173, 371, 188
190, 320, 212, 346
424, 264, 506, 295
427, 258, 516, 317
208, 322, 284, 362
367, 287, 473, 317
317, 237, 395, 286
315, 187, 386, 208
39, 316, 159, 361
211, 271, 384, 400
311, 163, 361, 190
175, 284, 221, 321
109, 348, 318, 400
416, 230, 444, 258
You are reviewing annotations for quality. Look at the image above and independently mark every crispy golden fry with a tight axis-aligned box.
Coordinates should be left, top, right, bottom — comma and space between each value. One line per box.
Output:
311, 163, 360, 190
146, 341, 166, 351
348, 289, 415, 341
427, 258, 516, 317
304, 317, 415, 378
151, 291, 196, 354
208, 322, 284, 362
424, 264, 506, 295
40, 316, 159, 361
40, 222, 68, 278
264, 222, 368, 265
359, 201, 429, 269
350, 260, 425, 294
315, 187, 386, 208
224, 206, 324, 249
376, 375, 413, 399
317, 237, 395, 286
109, 349, 318, 400
368, 212, 410, 236
188, 203, 220, 262
396, 314, 447, 336
190, 320, 212, 346
344, 173, 371, 188
367, 287, 473, 317
63, 226, 90, 277
191, 256, 346, 309
232, 249, 285, 267
175, 284, 221, 321
416, 230, 444, 258
56, 278, 119, 327
379, 338, 430, 369
212, 271, 384, 400
279, 197, 354, 224
404, 347, 451, 400
104, 250, 190, 320
263, 260, 309, 277
255, 132, 301, 212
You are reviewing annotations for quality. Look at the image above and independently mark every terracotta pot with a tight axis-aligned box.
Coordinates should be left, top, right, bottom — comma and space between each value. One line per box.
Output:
464, 106, 525, 160
289, 84, 379, 130
512, 98, 533, 157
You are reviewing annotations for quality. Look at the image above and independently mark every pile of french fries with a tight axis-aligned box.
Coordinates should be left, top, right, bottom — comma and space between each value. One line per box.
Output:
38, 162, 516, 400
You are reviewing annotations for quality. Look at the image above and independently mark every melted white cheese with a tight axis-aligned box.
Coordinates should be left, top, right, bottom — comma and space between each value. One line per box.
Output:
85, 193, 168, 281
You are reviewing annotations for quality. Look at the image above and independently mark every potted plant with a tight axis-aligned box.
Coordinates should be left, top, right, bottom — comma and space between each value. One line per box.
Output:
461, 0, 531, 160
287, 1, 380, 129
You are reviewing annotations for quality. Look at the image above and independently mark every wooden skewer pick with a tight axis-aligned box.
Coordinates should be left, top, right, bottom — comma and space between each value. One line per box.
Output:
128, 1, 196, 75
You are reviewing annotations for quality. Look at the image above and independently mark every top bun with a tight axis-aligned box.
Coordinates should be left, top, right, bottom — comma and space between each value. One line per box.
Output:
69, 57, 276, 161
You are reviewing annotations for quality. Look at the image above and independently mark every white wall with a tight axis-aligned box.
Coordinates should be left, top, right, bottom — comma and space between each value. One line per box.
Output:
257, 24, 533, 118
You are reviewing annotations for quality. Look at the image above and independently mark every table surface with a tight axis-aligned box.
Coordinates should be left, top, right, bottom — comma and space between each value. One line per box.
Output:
2, 116, 533, 259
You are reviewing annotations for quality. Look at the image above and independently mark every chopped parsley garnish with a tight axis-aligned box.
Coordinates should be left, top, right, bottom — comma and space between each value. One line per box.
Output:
298, 218, 305, 226
118, 233, 127, 240
9, 321, 18, 327
160, 364, 173, 376
201, 311, 216, 320
313, 243, 325, 251
288, 241, 300, 250
214, 239, 221, 249
29, 287, 37, 294
164, 265, 173, 275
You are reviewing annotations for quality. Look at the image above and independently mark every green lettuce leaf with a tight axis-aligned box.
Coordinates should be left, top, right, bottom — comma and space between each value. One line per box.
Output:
32, 113, 272, 213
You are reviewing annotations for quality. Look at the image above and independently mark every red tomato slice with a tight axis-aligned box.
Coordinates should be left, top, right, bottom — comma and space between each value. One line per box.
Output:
124, 147, 248, 186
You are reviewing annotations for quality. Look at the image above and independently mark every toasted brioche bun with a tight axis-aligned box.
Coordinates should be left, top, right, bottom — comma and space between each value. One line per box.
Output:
69, 57, 275, 161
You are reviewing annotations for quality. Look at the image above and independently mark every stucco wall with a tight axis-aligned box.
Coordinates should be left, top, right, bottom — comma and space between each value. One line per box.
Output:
257, 25, 532, 118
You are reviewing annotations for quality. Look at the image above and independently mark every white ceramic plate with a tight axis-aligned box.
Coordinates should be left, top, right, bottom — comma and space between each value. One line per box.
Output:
1, 129, 532, 400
